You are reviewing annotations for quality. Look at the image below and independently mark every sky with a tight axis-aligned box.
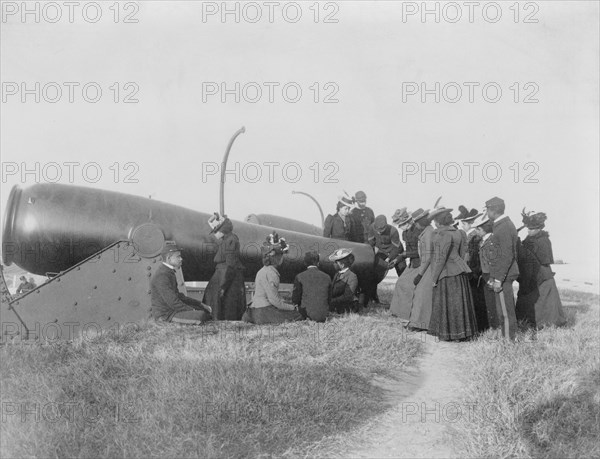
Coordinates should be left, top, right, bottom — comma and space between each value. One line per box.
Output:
1, 1, 599, 275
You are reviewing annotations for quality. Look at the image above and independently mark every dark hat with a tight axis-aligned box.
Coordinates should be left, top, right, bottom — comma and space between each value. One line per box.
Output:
374, 215, 388, 232
355, 191, 367, 202
161, 241, 183, 257
411, 208, 429, 222
329, 248, 353, 262
263, 231, 289, 255
392, 207, 412, 226
485, 196, 504, 208
455, 205, 482, 223
521, 208, 547, 230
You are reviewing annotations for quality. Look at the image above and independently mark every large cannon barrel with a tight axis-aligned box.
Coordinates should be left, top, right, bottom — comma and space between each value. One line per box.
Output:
245, 213, 322, 237
2, 184, 386, 285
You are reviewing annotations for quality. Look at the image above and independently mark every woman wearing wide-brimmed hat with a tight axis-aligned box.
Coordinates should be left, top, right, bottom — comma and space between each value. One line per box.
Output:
427, 207, 478, 341
389, 208, 426, 320
515, 210, 566, 328
328, 248, 359, 314
241, 233, 303, 324
323, 195, 356, 241
203, 214, 247, 320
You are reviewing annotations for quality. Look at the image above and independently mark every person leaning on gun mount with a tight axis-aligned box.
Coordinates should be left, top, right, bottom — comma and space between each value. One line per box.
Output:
292, 251, 331, 322
202, 213, 246, 320
349, 190, 375, 243
323, 195, 357, 241
366, 214, 405, 303
329, 248, 360, 314
151, 243, 212, 325
484, 196, 520, 341
515, 209, 566, 329
242, 233, 303, 325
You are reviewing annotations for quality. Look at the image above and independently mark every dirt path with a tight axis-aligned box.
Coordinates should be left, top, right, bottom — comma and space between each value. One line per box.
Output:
344, 335, 464, 458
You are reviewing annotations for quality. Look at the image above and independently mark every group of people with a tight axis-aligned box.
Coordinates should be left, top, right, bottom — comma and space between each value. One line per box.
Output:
150, 192, 566, 342
150, 215, 362, 325
387, 197, 566, 341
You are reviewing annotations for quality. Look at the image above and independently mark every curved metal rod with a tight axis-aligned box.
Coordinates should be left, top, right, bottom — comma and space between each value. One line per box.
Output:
220, 126, 246, 216
292, 191, 325, 228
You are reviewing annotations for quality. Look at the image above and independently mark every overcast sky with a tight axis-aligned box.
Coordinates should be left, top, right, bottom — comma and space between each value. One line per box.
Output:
1, 1, 598, 275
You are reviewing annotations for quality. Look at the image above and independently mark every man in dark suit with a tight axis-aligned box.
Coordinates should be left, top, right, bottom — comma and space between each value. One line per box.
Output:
151, 243, 212, 324
485, 197, 520, 340
349, 191, 375, 243
292, 251, 331, 322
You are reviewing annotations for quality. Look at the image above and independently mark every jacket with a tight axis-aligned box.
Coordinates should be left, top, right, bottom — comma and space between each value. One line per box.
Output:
150, 263, 206, 320
430, 226, 471, 282
367, 224, 403, 261
403, 224, 423, 268
212, 232, 244, 292
517, 231, 555, 295
292, 266, 331, 321
329, 269, 358, 310
349, 206, 375, 243
489, 216, 520, 282
479, 233, 493, 274
251, 265, 295, 311
465, 229, 483, 277
417, 225, 434, 276
323, 213, 352, 240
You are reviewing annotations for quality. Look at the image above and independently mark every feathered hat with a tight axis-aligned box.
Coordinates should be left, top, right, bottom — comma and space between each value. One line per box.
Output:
521, 208, 547, 230
428, 196, 453, 219
392, 207, 412, 226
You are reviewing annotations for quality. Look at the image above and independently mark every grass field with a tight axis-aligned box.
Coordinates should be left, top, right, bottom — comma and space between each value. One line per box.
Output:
0, 309, 422, 458
452, 289, 600, 458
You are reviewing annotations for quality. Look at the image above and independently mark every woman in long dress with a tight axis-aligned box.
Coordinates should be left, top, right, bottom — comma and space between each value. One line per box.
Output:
516, 210, 566, 328
427, 207, 478, 341
203, 216, 246, 320
409, 210, 435, 330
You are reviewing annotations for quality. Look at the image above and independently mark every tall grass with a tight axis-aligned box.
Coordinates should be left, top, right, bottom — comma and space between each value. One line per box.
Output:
453, 290, 600, 458
1, 311, 421, 458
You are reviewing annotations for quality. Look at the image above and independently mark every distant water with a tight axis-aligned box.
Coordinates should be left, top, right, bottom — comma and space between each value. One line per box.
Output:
383, 263, 599, 295
4, 263, 598, 296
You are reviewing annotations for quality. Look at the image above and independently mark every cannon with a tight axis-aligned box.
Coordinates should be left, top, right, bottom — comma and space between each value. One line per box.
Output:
1, 183, 386, 341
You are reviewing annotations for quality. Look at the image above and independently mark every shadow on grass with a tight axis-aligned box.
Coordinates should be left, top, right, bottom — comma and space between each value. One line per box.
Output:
520, 367, 600, 458
1, 313, 422, 459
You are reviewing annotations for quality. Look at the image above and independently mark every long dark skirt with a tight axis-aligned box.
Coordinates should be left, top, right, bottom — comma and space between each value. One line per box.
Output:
241, 306, 304, 325
203, 265, 246, 321
428, 273, 477, 341
516, 278, 566, 329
